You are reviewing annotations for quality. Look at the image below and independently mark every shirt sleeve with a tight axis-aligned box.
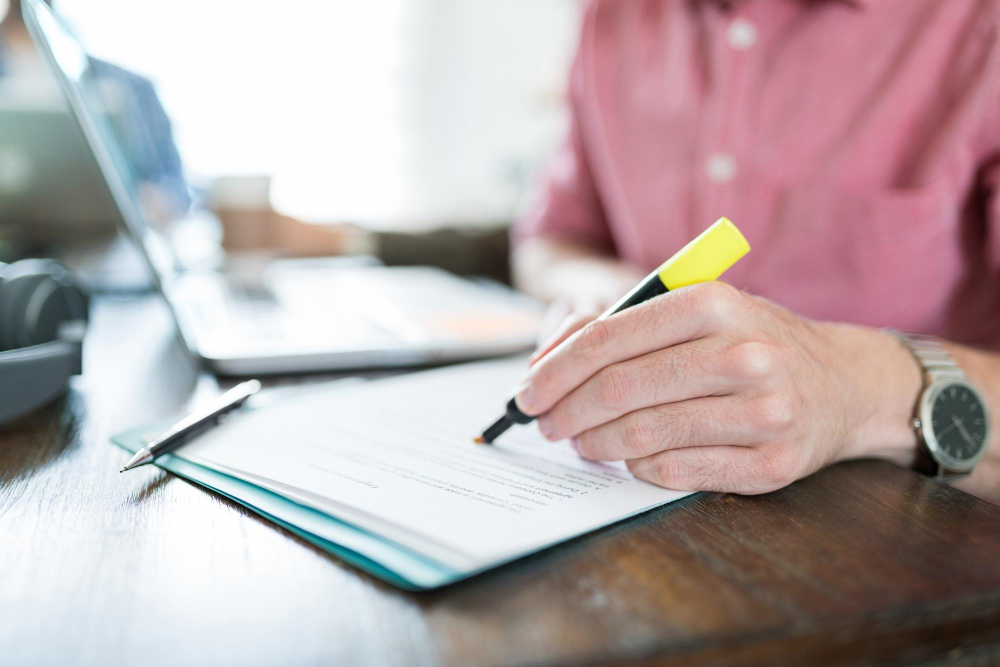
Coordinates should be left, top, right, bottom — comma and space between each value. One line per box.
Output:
511, 5, 615, 254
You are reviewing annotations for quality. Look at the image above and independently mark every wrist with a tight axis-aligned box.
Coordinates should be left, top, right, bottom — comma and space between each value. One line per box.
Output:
826, 324, 923, 466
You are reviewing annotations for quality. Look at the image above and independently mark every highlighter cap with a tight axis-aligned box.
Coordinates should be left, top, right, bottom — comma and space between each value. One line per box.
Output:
656, 217, 750, 290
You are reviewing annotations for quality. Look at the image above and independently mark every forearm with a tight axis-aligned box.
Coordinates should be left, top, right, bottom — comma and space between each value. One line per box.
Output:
511, 236, 646, 307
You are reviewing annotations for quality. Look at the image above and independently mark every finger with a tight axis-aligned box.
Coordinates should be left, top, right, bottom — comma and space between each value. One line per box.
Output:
516, 281, 744, 416
571, 397, 759, 462
538, 337, 766, 441
625, 444, 798, 494
530, 310, 599, 367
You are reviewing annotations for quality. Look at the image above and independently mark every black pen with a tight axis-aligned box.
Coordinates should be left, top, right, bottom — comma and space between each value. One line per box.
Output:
119, 379, 262, 472
475, 217, 750, 444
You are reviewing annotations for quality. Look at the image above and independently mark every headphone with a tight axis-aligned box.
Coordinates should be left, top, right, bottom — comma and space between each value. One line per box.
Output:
0, 259, 89, 426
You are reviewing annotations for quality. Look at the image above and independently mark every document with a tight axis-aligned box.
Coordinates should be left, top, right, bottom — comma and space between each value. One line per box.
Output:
171, 357, 692, 574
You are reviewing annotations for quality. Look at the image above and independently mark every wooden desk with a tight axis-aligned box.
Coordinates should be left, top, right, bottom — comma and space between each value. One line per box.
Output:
4, 296, 1000, 666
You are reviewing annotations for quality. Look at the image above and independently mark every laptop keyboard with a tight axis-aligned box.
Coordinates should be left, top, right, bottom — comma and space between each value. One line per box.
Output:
218, 280, 285, 339
221, 271, 402, 345
182, 265, 539, 353
225, 279, 278, 305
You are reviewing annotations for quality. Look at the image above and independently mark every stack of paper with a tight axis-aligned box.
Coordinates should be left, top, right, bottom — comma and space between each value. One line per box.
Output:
113, 357, 693, 590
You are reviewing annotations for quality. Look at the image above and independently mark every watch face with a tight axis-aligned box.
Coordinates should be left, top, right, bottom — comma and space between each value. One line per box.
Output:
925, 382, 989, 469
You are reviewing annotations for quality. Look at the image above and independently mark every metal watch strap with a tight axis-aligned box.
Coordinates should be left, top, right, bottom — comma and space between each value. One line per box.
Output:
893, 332, 965, 382
887, 331, 969, 481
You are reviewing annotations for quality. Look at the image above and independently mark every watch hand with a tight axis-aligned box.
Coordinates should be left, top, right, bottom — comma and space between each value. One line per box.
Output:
954, 416, 977, 448
935, 420, 959, 439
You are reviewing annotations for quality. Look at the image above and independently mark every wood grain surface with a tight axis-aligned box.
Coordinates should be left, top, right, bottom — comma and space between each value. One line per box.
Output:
3, 296, 1000, 667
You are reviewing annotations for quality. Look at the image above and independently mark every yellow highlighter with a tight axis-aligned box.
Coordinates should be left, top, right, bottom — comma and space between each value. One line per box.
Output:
475, 217, 750, 444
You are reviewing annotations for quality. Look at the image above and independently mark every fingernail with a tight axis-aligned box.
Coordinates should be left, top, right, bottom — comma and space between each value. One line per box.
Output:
514, 384, 535, 415
537, 415, 556, 440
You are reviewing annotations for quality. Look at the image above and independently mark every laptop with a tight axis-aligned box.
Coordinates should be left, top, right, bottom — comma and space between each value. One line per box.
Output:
23, 0, 543, 375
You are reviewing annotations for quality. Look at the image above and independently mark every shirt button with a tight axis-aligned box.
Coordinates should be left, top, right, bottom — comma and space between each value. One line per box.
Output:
727, 17, 757, 50
706, 152, 737, 183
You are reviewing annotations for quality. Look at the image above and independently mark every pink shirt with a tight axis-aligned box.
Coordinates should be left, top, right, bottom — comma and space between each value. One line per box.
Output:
515, 0, 1000, 348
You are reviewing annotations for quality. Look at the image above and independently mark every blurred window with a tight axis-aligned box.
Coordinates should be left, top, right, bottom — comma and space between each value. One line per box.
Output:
58, 0, 579, 228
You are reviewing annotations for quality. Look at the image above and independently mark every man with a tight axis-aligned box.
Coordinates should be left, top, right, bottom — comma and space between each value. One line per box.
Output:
511, 0, 1000, 502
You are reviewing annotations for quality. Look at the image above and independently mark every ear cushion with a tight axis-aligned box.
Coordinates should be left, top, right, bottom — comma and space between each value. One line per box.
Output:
0, 260, 89, 351
0, 339, 82, 425
0, 274, 56, 350
0, 261, 88, 426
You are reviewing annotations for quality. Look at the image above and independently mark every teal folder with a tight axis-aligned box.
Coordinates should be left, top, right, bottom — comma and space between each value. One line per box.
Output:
112, 428, 462, 590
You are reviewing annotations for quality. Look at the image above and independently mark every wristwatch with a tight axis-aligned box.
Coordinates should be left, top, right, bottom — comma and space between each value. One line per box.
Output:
890, 332, 990, 481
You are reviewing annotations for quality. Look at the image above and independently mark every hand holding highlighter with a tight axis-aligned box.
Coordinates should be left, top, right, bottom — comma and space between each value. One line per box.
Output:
476, 217, 750, 444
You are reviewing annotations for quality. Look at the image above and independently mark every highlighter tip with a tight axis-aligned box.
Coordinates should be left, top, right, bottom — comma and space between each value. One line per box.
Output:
478, 414, 514, 445
473, 436, 486, 445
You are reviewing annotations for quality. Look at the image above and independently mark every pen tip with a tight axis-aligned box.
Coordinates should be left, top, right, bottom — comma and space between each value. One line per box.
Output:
473, 436, 486, 444
119, 467, 126, 473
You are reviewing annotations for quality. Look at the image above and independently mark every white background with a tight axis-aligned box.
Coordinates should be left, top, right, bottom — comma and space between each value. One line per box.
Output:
55, 0, 580, 228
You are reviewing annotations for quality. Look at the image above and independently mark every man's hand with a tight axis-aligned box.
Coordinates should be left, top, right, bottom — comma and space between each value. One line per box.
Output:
515, 282, 925, 494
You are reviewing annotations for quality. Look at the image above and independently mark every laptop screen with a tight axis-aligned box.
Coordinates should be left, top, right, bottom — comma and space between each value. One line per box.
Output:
22, 0, 183, 294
